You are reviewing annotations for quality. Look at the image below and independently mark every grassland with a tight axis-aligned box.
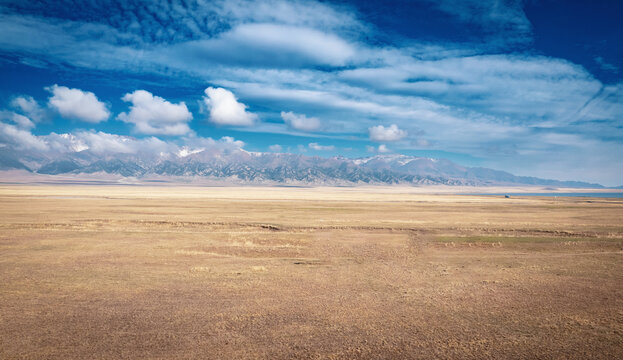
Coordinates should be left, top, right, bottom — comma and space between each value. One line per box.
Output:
0, 185, 621, 359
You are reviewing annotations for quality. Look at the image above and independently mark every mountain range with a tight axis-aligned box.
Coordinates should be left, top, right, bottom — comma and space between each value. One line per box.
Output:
0, 146, 603, 187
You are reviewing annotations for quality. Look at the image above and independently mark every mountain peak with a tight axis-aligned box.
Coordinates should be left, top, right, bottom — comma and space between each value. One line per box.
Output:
6, 148, 599, 188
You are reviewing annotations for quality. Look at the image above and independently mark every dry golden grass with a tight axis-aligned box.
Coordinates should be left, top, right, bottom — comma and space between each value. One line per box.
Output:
0, 185, 621, 359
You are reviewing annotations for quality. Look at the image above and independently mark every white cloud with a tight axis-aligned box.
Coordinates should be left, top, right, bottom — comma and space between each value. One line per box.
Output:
177, 147, 204, 158
203, 87, 257, 126
269, 144, 283, 152
59, 132, 243, 156
412, 138, 431, 147
366, 144, 391, 153
11, 96, 45, 122
118, 90, 193, 135
209, 136, 245, 149
224, 80, 460, 129
220, 23, 355, 67
570, 84, 623, 123
46, 85, 110, 123
369, 124, 407, 142
9, 113, 35, 129
1, 111, 35, 129
4, 127, 246, 159
174, 136, 246, 157
162, 22, 357, 69
71, 131, 141, 154
0, 122, 48, 151
308, 142, 335, 151
214, 0, 364, 33
280, 111, 321, 131
44, 131, 164, 155
45, 133, 89, 152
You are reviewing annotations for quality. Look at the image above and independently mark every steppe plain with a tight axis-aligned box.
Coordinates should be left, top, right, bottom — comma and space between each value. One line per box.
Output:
0, 185, 622, 359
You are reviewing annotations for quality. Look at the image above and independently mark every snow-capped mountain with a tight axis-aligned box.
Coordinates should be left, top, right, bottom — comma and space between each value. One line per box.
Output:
0, 146, 602, 187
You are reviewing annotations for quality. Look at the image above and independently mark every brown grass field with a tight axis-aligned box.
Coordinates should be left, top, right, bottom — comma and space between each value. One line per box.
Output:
0, 185, 622, 359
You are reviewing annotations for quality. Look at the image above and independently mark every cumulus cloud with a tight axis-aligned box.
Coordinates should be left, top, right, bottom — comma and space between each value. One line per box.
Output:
0, 122, 48, 151
203, 87, 257, 126
269, 144, 283, 152
118, 90, 193, 135
280, 111, 321, 131
9, 113, 35, 129
11, 96, 45, 122
308, 142, 335, 151
186, 135, 245, 150
369, 124, 407, 142
46, 85, 110, 123
1, 111, 35, 129
366, 144, 391, 153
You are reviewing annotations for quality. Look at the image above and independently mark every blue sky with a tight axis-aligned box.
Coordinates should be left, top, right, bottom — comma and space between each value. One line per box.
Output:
0, 0, 621, 185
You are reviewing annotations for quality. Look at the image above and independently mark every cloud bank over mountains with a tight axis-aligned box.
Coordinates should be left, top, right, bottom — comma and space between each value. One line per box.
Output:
0, 129, 602, 189
0, 0, 621, 185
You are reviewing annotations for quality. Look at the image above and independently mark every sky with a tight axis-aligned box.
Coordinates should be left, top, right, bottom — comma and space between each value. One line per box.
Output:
0, 0, 621, 185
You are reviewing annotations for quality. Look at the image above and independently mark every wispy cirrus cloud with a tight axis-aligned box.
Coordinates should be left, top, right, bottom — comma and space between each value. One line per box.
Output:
308, 142, 335, 151
425, 0, 532, 47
